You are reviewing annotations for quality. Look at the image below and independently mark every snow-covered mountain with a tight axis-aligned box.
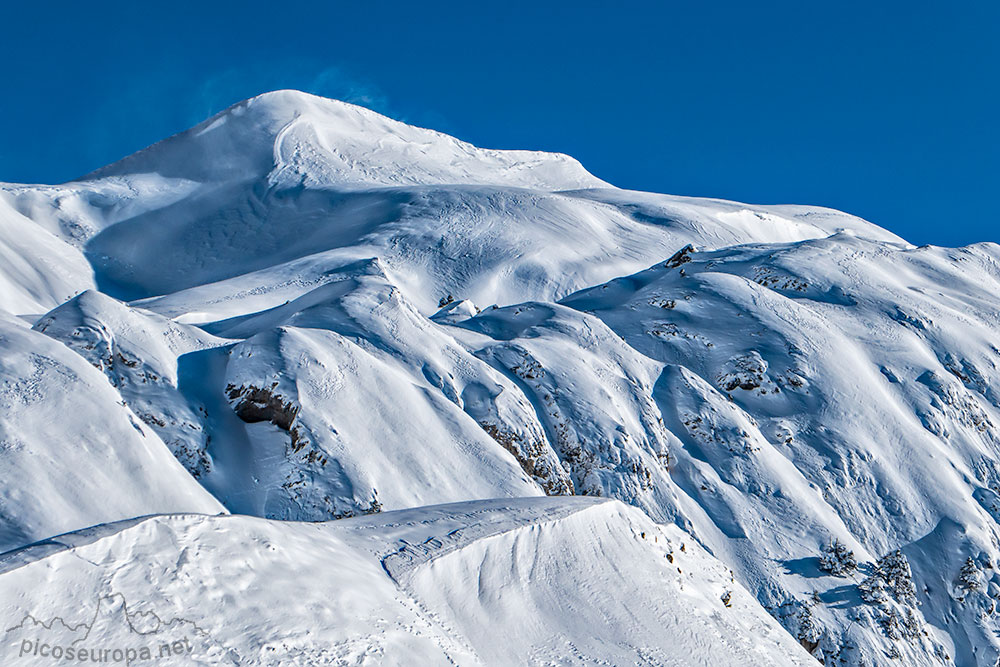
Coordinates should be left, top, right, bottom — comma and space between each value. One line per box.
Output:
1, 89, 998, 664
0, 498, 812, 666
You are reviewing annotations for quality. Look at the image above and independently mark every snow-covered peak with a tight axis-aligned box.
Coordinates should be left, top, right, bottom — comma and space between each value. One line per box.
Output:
7, 87, 1000, 665
83, 90, 609, 191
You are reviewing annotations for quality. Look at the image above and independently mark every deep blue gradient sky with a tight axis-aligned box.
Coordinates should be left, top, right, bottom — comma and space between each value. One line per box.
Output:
2, 2, 996, 246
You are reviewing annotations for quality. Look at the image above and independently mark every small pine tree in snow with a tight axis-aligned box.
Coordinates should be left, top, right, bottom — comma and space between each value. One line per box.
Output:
819, 538, 858, 576
881, 550, 917, 603
958, 556, 982, 593
902, 606, 923, 639
860, 550, 916, 604
777, 597, 825, 655
879, 605, 923, 642
880, 608, 904, 641
796, 604, 822, 652
366, 489, 383, 514
858, 572, 889, 604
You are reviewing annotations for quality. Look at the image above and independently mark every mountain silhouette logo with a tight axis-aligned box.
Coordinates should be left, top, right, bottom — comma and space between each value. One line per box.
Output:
5, 592, 234, 665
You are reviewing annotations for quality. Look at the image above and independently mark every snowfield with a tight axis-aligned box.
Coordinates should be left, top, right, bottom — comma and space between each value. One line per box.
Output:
0, 498, 813, 666
0, 310, 224, 553
0, 90, 998, 664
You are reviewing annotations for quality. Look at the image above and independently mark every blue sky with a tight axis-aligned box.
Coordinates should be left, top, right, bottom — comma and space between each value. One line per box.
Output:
2, 1, 996, 246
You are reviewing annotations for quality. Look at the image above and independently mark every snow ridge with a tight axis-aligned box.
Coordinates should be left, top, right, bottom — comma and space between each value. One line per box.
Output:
1, 90, 998, 665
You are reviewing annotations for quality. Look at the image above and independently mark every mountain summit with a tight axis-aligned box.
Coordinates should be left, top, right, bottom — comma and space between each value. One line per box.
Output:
0, 90, 997, 665
85, 90, 609, 190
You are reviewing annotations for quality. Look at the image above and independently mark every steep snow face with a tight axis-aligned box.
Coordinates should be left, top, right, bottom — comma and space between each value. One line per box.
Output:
562, 234, 1000, 560
0, 197, 93, 316
559, 236, 1000, 664
448, 302, 679, 509
0, 312, 224, 553
217, 259, 569, 518
223, 324, 544, 519
32, 290, 232, 479
0, 498, 814, 666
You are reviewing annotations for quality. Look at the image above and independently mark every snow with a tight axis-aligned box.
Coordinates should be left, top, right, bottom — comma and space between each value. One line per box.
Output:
0, 311, 224, 553
2, 89, 1000, 664
223, 324, 544, 519
0, 196, 93, 316
0, 498, 813, 666
86, 90, 610, 191
32, 290, 232, 479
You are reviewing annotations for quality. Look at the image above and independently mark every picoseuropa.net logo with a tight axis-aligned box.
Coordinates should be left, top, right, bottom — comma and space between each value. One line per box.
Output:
6, 593, 216, 665
16, 637, 194, 664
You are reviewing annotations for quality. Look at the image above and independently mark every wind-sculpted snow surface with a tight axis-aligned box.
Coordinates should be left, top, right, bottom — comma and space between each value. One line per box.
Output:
0, 197, 94, 316
4, 90, 1000, 664
0, 312, 224, 553
449, 302, 679, 507
32, 290, 231, 478
0, 498, 814, 666
560, 235, 1000, 664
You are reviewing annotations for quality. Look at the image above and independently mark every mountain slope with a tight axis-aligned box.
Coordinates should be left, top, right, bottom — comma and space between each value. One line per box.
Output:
85, 90, 610, 190
0, 197, 93, 317
2, 90, 999, 664
2, 90, 899, 311
0, 311, 224, 553
0, 498, 814, 666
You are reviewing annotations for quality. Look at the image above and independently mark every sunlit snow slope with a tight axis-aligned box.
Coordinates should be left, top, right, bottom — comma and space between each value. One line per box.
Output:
0, 498, 813, 666
1, 90, 998, 665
